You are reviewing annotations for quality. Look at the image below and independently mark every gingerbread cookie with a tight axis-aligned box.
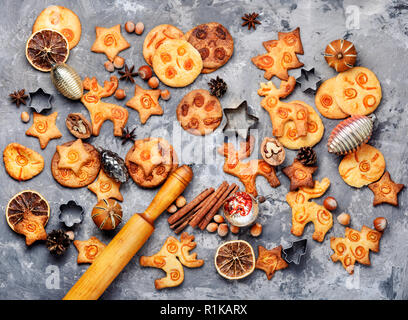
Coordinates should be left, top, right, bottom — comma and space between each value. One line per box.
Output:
286, 178, 333, 242
334, 67, 382, 116
26, 112, 62, 149
32, 5, 82, 49
330, 225, 382, 274
339, 143, 385, 188
218, 136, 280, 197
125, 84, 162, 124
91, 24, 130, 61
176, 89, 223, 135
51, 140, 101, 188
81, 76, 128, 136
315, 77, 348, 119
3, 143, 44, 181
368, 171, 404, 206
152, 39, 203, 88
56, 139, 91, 175
255, 245, 288, 280
88, 169, 123, 202
140, 232, 204, 289
282, 159, 317, 191
143, 24, 184, 66
73, 236, 106, 264
185, 22, 234, 71
251, 27, 304, 80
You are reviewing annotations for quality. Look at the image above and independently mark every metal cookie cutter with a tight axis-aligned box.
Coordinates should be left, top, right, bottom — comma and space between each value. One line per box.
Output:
295, 68, 322, 94
27, 88, 53, 113
58, 200, 84, 228
282, 239, 307, 265
223, 100, 259, 139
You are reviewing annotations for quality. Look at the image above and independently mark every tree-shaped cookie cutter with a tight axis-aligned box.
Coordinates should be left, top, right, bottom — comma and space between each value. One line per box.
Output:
282, 239, 307, 265
58, 200, 84, 228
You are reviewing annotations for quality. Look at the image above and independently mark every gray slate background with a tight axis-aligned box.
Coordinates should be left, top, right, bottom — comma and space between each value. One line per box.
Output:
0, 0, 407, 300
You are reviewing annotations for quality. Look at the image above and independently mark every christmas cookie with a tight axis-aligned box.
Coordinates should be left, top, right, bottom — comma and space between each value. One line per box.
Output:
176, 89, 222, 136
368, 171, 404, 206
25, 112, 62, 149
255, 245, 288, 280
282, 158, 317, 191
143, 24, 184, 66
91, 24, 130, 61
334, 67, 382, 116
315, 78, 348, 119
51, 140, 101, 188
3, 143, 44, 181
32, 5, 82, 49
338, 143, 385, 188
74, 236, 106, 264
88, 169, 123, 202
185, 22, 234, 71
152, 39, 203, 87
125, 84, 162, 124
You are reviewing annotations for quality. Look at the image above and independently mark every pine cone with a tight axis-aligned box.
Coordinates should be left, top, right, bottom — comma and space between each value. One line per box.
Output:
46, 229, 72, 255
296, 147, 317, 166
208, 76, 227, 98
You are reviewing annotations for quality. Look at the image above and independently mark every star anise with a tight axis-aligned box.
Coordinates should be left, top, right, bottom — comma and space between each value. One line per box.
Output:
118, 64, 138, 83
241, 12, 261, 30
9, 89, 28, 107
120, 127, 136, 145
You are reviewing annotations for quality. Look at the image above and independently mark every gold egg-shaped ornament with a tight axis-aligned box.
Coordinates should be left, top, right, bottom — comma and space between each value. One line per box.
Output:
50, 63, 83, 100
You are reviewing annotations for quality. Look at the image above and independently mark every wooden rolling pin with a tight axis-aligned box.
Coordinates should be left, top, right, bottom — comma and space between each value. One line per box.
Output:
64, 165, 193, 300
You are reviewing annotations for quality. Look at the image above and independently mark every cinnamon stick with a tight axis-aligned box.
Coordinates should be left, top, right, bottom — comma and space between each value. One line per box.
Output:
199, 184, 239, 230
189, 181, 229, 228
174, 210, 200, 234
167, 188, 214, 225
170, 203, 202, 229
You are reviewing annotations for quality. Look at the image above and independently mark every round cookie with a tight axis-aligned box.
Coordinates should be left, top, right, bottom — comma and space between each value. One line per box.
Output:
186, 22, 233, 70
338, 143, 385, 188
125, 138, 178, 188
334, 66, 382, 116
315, 77, 349, 119
176, 89, 223, 136
278, 101, 324, 150
51, 141, 101, 188
152, 39, 203, 87
143, 24, 184, 66
32, 5, 82, 49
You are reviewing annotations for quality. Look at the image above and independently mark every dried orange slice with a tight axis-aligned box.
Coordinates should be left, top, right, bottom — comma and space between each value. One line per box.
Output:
214, 240, 256, 280
6, 190, 50, 246
26, 29, 69, 72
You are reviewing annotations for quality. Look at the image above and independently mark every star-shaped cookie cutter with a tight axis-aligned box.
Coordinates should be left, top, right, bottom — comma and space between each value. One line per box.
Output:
282, 239, 307, 265
295, 68, 322, 93
27, 88, 54, 113
223, 100, 259, 138
58, 200, 84, 228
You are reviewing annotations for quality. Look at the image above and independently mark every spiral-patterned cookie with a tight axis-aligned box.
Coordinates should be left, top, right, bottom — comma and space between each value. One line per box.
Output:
315, 77, 348, 119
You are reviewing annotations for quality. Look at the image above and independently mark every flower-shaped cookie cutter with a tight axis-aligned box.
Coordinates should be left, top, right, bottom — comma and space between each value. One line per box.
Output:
282, 239, 307, 265
58, 200, 84, 228
223, 100, 259, 139
27, 88, 54, 113
295, 68, 322, 94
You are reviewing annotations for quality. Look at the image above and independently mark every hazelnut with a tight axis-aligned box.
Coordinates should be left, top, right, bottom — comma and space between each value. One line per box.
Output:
135, 22, 144, 35
260, 137, 285, 166
114, 88, 126, 100
138, 65, 153, 80
323, 196, 338, 211
206, 222, 218, 233
373, 217, 387, 232
337, 213, 350, 226
230, 225, 240, 234
213, 214, 224, 223
250, 222, 262, 237
125, 21, 135, 33
113, 56, 125, 69
167, 204, 178, 214
160, 89, 171, 101
104, 60, 114, 72
21, 111, 30, 123
175, 196, 186, 208
217, 223, 229, 237
65, 230, 75, 241
148, 76, 160, 89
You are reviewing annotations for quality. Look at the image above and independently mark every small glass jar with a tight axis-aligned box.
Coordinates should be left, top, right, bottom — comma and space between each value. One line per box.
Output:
223, 191, 259, 227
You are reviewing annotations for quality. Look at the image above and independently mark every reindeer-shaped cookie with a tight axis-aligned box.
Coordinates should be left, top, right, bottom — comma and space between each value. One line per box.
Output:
218, 136, 280, 197
81, 76, 128, 136
257, 76, 309, 137
286, 178, 333, 242
139, 232, 204, 290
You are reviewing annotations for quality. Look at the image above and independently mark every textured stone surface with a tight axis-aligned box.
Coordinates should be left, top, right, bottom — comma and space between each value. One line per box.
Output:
0, 0, 407, 300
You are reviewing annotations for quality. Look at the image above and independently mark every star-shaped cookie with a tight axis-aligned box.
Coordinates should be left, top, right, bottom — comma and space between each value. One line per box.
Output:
88, 169, 123, 201
56, 139, 92, 175
368, 171, 404, 206
255, 245, 288, 280
282, 159, 317, 191
73, 236, 106, 264
91, 24, 130, 61
26, 112, 62, 149
126, 85, 163, 124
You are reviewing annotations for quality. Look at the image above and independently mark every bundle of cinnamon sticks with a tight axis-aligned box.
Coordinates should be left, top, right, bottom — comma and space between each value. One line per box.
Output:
167, 181, 239, 234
